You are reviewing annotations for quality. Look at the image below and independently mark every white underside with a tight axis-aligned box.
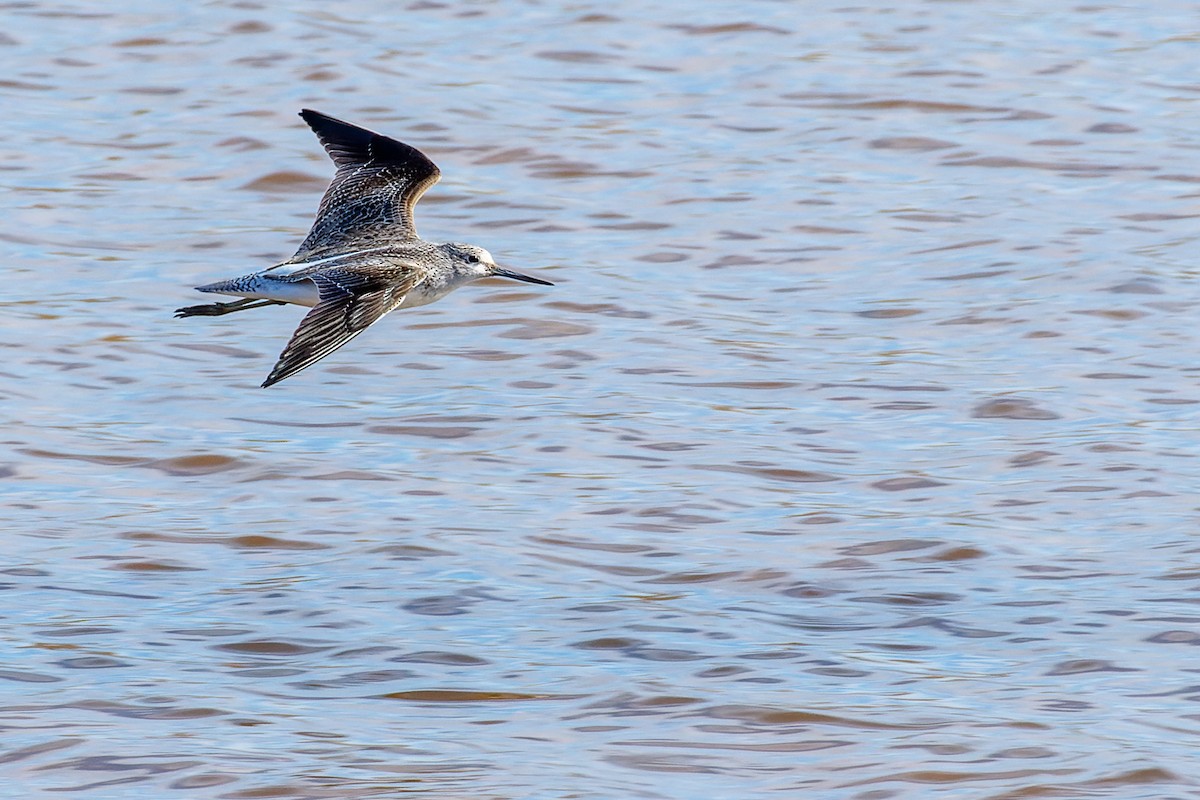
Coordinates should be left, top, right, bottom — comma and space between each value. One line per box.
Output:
204, 249, 404, 307
211, 279, 322, 307
205, 275, 448, 310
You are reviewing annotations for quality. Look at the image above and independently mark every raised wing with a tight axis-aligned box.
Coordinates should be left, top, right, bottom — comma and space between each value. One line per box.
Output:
290, 109, 441, 261
261, 265, 424, 387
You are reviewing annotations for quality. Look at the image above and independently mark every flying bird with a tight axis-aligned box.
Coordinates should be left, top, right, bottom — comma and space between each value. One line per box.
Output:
176, 109, 553, 387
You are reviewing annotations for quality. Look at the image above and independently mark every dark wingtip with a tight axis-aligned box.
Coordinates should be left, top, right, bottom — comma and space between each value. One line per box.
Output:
296, 109, 439, 178
299, 108, 329, 124
298, 108, 343, 136
260, 358, 293, 387
260, 361, 286, 388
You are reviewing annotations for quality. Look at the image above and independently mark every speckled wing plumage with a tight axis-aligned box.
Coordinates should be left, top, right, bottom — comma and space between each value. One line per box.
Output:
290, 109, 441, 261
261, 264, 426, 388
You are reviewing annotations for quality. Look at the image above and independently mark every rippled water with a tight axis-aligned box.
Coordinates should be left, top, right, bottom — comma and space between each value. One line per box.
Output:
4, 1, 1200, 797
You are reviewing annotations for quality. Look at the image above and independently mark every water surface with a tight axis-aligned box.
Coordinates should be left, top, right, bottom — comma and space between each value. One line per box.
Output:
3, 1, 1200, 797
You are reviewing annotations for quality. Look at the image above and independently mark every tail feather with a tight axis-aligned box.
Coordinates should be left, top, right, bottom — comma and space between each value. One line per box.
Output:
196, 277, 250, 294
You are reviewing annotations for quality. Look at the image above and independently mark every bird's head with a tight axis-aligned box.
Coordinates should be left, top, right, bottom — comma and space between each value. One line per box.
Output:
441, 242, 554, 286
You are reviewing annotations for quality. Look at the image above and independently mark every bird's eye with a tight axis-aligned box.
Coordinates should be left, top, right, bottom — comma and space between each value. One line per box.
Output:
467, 253, 480, 263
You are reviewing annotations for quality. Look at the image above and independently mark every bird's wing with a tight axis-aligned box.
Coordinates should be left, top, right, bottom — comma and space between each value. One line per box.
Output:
289, 109, 441, 261
261, 266, 425, 387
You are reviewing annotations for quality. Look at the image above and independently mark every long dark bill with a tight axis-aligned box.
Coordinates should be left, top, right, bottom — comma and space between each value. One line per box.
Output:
492, 267, 554, 286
